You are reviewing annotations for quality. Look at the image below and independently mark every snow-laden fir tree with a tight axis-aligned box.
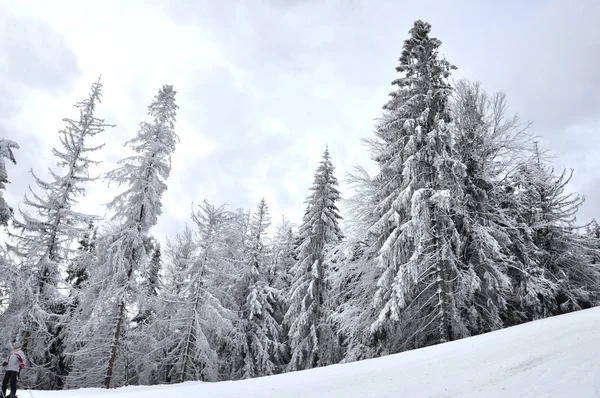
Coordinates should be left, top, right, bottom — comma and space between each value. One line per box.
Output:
65, 221, 97, 314
501, 142, 600, 323
448, 79, 531, 335
588, 220, 600, 266
66, 84, 178, 389
266, 216, 297, 371
164, 224, 197, 297
127, 238, 163, 385
0, 138, 19, 226
132, 239, 162, 327
328, 164, 384, 362
269, 216, 297, 294
4, 78, 112, 389
233, 199, 284, 379
0, 138, 20, 351
284, 147, 343, 371
128, 225, 199, 385
156, 201, 237, 384
367, 20, 467, 351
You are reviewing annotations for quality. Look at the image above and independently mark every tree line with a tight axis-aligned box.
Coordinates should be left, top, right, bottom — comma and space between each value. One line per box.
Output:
0, 19, 599, 390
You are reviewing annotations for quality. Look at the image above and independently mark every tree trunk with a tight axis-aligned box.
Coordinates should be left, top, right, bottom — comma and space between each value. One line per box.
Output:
436, 258, 451, 343
179, 279, 202, 383
105, 299, 125, 388
435, 213, 451, 344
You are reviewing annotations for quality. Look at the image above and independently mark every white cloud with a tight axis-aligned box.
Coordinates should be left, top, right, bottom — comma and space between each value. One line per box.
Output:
260, 117, 290, 136
2, 0, 599, 246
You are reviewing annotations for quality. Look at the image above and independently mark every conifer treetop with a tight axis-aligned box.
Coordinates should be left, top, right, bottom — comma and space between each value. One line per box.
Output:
107, 84, 179, 232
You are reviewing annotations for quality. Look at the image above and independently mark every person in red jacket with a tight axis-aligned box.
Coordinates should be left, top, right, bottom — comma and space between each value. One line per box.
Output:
1, 341, 26, 398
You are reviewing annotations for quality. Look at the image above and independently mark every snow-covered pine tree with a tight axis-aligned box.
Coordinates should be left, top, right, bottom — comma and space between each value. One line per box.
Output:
284, 147, 343, 371
0, 138, 19, 225
502, 142, 600, 322
233, 199, 284, 379
130, 225, 199, 385
0, 139, 21, 343
127, 239, 163, 385
66, 221, 97, 295
588, 220, 600, 265
269, 216, 297, 294
132, 240, 162, 327
269, 215, 297, 370
164, 224, 197, 297
67, 84, 178, 389
5, 78, 112, 389
158, 201, 237, 384
367, 20, 467, 351
449, 79, 527, 335
328, 165, 385, 363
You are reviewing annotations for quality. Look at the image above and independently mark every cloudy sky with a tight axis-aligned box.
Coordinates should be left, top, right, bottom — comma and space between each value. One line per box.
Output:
1, 0, 599, 243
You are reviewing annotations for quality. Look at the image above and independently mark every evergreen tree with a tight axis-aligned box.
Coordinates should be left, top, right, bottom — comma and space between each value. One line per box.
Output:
285, 147, 343, 371
268, 216, 297, 371
0, 138, 19, 226
132, 240, 162, 327
502, 143, 600, 322
329, 165, 384, 362
587, 220, 600, 265
5, 78, 112, 389
160, 201, 237, 383
367, 20, 467, 351
127, 240, 163, 385
66, 221, 97, 294
67, 84, 178, 389
234, 199, 283, 379
269, 216, 297, 293
164, 224, 197, 297
449, 79, 527, 335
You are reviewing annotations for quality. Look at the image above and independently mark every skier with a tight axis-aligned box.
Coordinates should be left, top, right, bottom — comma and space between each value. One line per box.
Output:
1, 341, 26, 398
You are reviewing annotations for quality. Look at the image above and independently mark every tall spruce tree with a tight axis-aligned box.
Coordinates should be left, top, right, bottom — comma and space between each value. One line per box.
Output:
269, 216, 296, 294
328, 165, 384, 362
269, 216, 297, 365
367, 20, 467, 351
234, 199, 283, 379
5, 78, 111, 389
104, 84, 178, 388
66, 85, 178, 389
285, 147, 343, 371
502, 143, 600, 322
157, 201, 237, 384
449, 79, 527, 335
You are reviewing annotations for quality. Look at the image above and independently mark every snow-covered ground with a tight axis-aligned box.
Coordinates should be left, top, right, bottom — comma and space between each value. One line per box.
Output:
28, 307, 600, 397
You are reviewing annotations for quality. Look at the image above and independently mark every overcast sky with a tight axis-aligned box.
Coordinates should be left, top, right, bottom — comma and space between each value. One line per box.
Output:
1, 0, 599, 243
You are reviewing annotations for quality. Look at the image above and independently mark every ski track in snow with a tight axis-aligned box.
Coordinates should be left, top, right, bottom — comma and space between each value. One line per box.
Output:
26, 307, 600, 397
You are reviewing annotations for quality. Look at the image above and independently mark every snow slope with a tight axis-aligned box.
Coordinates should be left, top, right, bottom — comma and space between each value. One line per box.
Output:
28, 307, 600, 397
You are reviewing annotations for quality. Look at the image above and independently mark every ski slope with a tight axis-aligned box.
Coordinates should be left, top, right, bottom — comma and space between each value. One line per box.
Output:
28, 307, 600, 397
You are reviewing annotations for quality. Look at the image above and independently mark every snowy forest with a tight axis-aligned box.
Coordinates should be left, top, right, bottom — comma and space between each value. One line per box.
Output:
1, 20, 599, 391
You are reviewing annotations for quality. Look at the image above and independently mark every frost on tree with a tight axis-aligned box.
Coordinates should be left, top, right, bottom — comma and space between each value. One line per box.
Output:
285, 147, 343, 371
4, 78, 112, 390
269, 216, 297, 294
500, 142, 600, 323
126, 237, 164, 384
66, 84, 179, 389
328, 165, 385, 362
448, 79, 525, 335
233, 199, 284, 379
367, 20, 468, 350
155, 202, 237, 384
0, 138, 19, 226
268, 215, 297, 366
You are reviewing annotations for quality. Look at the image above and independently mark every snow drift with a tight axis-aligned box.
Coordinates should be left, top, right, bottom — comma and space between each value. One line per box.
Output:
25, 306, 600, 397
